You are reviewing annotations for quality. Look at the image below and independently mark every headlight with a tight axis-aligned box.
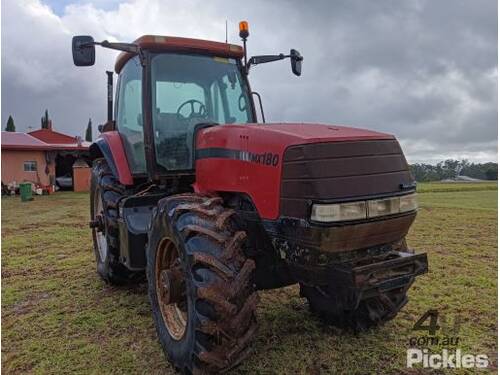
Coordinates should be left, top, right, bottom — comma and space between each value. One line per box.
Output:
399, 193, 418, 213
367, 197, 400, 218
311, 201, 367, 223
312, 193, 418, 222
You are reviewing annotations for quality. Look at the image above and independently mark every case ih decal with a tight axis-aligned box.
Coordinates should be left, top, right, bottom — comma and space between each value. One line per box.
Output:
196, 147, 280, 167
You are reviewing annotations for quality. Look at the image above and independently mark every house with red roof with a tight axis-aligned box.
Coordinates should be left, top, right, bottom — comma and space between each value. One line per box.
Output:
1, 121, 90, 191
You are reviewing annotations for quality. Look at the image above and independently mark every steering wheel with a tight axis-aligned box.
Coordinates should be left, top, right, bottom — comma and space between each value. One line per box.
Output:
176, 99, 207, 121
238, 93, 247, 112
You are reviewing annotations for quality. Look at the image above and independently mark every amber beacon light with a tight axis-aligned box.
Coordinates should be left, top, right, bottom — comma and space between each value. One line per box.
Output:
239, 21, 249, 39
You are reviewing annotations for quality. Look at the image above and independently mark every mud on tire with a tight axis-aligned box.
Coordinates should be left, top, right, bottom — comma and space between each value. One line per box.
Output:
147, 194, 259, 374
300, 281, 413, 332
90, 158, 136, 285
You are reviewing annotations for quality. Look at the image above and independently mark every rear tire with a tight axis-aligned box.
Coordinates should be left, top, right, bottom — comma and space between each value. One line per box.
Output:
147, 194, 258, 374
300, 282, 412, 332
90, 158, 135, 285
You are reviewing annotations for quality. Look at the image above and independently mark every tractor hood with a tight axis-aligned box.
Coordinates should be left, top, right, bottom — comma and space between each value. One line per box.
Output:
197, 122, 395, 152
244, 122, 394, 144
196, 123, 411, 220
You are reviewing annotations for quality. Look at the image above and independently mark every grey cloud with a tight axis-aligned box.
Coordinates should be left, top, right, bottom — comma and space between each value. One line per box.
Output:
1, 0, 497, 162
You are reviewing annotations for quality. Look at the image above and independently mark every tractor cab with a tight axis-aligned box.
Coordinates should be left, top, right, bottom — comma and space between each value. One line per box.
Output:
72, 30, 302, 183
115, 38, 256, 176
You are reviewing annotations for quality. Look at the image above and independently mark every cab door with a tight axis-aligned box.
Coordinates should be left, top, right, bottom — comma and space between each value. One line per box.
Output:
115, 56, 147, 174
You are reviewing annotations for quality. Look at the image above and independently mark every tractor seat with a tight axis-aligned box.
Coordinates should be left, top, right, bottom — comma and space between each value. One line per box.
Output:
156, 112, 182, 129
154, 112, 191, 169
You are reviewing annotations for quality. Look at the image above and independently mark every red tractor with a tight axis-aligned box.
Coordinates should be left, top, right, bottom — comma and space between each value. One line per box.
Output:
73, 22, 427, 373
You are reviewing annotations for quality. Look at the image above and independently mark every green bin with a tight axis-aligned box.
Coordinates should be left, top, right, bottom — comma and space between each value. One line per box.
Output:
19, 182, 33, 202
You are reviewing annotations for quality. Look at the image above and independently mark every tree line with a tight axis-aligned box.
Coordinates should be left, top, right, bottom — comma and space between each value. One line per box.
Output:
4, 111, 93, 142
410, 159, 498, 181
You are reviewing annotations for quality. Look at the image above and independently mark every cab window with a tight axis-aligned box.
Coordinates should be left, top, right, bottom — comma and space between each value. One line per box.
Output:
116, 56, 146, 174
151, 53, 253, 171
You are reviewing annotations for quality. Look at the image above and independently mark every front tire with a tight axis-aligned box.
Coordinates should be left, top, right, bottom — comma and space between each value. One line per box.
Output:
147, 194, 258, 374
90, 158, 135, 285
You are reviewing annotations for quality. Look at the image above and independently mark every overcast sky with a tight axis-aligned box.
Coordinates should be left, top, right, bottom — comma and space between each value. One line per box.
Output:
1, 0, 497, 163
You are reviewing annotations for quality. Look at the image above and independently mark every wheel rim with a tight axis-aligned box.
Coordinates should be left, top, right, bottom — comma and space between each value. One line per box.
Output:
155, 237, 188, 341
93, 189, 108, 262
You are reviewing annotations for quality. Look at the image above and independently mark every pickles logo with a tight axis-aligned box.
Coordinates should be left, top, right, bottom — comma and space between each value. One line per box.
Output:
407, 349, 489, 369
407, 309, 489, 369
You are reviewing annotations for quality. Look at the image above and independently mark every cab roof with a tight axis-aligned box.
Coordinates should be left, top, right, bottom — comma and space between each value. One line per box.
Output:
115, 35, 244, 73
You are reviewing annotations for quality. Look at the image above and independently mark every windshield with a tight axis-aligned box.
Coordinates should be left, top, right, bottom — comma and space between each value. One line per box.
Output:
151, 53, 253, 171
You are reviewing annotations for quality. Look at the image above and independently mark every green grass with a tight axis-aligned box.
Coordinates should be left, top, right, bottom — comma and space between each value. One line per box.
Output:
2, 185, 497, 374
417, 181, 498, 193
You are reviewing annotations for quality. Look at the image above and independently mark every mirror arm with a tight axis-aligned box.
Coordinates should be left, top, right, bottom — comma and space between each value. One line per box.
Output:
246, 52, 302, 74
247, 53, 286, 73
91, 40, 140, 53
80, 40, 145, 64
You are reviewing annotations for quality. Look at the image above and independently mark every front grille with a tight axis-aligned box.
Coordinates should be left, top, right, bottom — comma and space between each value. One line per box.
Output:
280, 139, 414, 218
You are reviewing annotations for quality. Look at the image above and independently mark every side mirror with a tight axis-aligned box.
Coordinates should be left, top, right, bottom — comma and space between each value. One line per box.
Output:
72, 36, 95, 66
290, 49, 303, 76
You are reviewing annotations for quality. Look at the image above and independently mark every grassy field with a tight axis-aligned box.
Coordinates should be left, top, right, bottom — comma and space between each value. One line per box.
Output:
2, 183, 497, 374
416, 181, 498, 193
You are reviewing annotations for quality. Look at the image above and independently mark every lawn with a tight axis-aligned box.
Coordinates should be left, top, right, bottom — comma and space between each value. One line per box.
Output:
2, 184, 497, 374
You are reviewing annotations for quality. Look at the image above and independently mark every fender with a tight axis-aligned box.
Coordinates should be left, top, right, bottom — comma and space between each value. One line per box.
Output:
89, 131, 134, 186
